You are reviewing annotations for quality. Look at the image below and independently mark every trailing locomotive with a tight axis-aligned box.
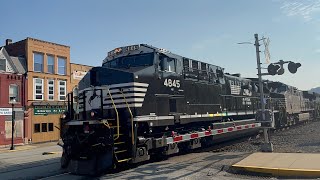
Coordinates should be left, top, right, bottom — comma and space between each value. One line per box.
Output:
60, 44, 319, 175
267, 81, 319, 127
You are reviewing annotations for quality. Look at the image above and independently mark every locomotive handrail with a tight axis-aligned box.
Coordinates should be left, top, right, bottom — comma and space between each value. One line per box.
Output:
219, 94, 260, 98
120, 90, 135, 146
107, 88, 120, 140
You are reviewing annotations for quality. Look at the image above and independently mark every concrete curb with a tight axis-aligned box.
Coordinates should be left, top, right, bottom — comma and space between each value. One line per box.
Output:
231, 165, 320, 178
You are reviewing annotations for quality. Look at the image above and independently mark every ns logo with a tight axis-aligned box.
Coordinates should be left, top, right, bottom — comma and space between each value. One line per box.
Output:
242, 88, 252, 105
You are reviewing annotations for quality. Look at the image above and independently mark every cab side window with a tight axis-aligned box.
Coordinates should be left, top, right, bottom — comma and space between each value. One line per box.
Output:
159, 55, 176, 72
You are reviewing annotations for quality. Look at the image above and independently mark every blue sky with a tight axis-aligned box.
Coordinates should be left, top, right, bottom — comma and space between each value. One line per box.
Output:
1, 0, 319, 90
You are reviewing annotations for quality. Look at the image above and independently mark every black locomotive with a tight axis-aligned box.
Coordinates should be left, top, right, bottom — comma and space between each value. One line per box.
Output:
60, 44, 320, 175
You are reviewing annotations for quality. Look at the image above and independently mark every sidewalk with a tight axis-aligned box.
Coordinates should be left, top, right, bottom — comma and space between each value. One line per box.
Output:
232, 152, 320, 178
0, 141, 59, 153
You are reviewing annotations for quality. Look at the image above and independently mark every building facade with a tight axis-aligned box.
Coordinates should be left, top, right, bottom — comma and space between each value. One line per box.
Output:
4, 38, 93, 143
70, 63, 92, 91
0, 47, 26, 146
5, 38, 70, 143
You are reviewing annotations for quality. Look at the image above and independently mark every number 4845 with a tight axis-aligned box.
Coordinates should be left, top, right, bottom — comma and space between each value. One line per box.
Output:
164, 79, 180, 88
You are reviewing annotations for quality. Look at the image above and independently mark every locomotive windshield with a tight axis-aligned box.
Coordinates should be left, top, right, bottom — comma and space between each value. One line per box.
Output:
103, 53, 154, 68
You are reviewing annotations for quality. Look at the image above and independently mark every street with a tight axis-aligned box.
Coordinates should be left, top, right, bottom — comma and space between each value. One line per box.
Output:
1, 120, 319, 180
0, 143, 63, 180
0, 142, 252, 180
0, 142, 264, 180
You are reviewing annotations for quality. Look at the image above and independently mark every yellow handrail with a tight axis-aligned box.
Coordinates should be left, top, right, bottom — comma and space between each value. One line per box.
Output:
103, 121, 110, 128
120, 90, 135, 145
107, 88, 120, 140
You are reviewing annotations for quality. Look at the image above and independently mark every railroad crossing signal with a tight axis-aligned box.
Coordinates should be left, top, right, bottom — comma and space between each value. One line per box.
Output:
267, 61, 301, 75
288, 62, 301, 74
267, 64, 280, 75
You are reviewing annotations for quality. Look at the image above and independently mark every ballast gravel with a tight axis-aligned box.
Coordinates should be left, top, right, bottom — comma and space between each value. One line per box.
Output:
216, 120, 320, 153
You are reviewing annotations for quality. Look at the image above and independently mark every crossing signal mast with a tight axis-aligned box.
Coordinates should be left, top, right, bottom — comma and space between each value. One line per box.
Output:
253, 34, 301, 152
238, 34, 302, 152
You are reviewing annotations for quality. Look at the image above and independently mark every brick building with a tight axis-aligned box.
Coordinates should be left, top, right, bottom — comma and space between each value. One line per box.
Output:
0, 47, 27, 146
70, 63, 92, 91
5, 38, 71, 143
4, 38, 92, 143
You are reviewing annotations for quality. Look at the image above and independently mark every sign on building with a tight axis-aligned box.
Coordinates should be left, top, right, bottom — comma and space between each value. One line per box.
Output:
0, 108, 12, 115
34, 105, 66, 115
73, 71, 87, 80
34, 108, 65, 115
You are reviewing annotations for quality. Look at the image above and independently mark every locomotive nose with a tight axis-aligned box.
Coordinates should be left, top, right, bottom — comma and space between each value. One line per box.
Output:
79, 66, 135, 89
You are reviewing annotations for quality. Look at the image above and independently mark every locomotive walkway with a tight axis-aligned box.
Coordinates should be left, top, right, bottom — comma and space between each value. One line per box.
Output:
232, 152, 320, 178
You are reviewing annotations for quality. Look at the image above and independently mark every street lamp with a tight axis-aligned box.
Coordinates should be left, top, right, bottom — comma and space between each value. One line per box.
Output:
9, 98, 16, 150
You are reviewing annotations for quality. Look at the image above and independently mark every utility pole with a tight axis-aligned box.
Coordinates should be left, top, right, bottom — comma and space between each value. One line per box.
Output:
254, 33, 273, 152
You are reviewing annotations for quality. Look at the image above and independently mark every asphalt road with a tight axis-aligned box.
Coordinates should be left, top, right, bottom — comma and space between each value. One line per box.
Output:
101, 152, 252, 180
3, 120, 319, 180
0, 144, 64, 180
0, 143, 256, 180
37, 152, 257, 180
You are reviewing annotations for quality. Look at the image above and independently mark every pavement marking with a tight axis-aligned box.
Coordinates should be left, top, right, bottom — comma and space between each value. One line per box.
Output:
42, 151, 62, 155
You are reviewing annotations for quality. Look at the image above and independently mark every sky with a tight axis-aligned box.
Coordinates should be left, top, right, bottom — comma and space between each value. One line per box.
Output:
1, 0, 319, 90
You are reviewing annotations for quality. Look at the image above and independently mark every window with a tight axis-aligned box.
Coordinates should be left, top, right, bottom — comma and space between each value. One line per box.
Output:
73, 86, 79, 102
42, 123, 47, 132
201, 63, 207, 71
192, 61, 198, 69
47, 55, 54, 74
48, 123, 54, 132
103, 53, 154, 68
58, 80, 66, 100
34, 53, 44, 72
48, 79, 54, 101
0, 59, 5, 71
9, 84, 19, 102
34, 78, 44, 100
183, 58, 189, 68
159, 55, 176, 72
34, 124, 40, 133
166, 58, 176, 72
58, 57, 66, 75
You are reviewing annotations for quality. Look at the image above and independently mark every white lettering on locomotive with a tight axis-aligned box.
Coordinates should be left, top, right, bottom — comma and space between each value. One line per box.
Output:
164, 79, 180, 88
242, 89, 252, 105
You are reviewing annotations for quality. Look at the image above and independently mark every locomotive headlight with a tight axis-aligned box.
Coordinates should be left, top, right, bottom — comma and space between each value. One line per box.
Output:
90, 111, 95, 117
62, 114, 67, 119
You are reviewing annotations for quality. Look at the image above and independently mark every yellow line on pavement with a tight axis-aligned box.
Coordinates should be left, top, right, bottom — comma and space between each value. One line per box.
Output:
42, 151, 62, 155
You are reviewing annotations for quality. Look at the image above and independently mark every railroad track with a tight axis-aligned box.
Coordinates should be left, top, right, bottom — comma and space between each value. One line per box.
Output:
35, 120, 320, 179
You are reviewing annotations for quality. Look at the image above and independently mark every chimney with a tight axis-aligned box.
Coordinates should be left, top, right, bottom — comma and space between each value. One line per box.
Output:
5, 39, 12, 46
